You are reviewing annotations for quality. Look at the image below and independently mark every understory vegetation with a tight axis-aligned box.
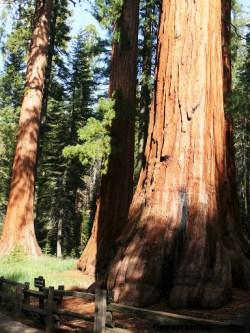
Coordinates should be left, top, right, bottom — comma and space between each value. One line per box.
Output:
0, 248, 84, 288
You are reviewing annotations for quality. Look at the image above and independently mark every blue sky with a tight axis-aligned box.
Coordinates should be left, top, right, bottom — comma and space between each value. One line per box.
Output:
241, 0, 250, 8
72, 0, 249, 35
70, 1, 104, 37
0, 1, 104, 71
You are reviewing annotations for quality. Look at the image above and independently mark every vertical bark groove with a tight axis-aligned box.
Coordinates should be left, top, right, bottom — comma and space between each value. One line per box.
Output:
107, 0, 250, 309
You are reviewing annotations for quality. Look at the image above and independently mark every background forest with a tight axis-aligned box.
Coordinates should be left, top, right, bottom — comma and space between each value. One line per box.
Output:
0, 0, 249, 260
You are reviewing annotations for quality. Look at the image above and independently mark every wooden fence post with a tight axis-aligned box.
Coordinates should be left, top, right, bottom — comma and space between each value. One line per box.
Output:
58, 285, 64, 306
45, 286, 55, 333
34, 276, 45, 306
0, 276, 4, 304
23, 282, 30, 305
94, 289, 107, 333
106, 290, 114, 328
14, 284, 23, 318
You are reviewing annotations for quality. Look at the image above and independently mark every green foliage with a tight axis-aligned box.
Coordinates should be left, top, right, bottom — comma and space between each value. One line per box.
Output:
0, 255, 89, 288
81, 209, 92, 248
231, 1, 248, 84
2, 245, 27, 264
89, 0, 125, 43
134, 0, 159, 183
63, 97, 115, 174
230, 4, 250, 234
94, 0, 123, 30
35, 22, 103, 256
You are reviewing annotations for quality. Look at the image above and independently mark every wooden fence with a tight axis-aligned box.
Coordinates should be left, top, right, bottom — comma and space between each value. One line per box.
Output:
0, 276, 248, 333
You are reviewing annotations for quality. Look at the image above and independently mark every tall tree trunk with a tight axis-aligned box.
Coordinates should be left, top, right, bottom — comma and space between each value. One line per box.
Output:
37, 0, 57, 149
0, 0, 53, 256
34, 1, 57, 242
77, 0, 140, 276
107, 0, 250, 309
57, 218, 62, 257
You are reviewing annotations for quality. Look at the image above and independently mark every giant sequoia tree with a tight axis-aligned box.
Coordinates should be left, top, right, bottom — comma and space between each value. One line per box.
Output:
0, 0, 53, 256
107, 0, 250, 308
0, 1, 34, 225
77, 0, 140, 275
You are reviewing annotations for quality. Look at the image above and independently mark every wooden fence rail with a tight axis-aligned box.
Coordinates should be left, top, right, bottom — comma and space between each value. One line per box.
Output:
0, 276, 97, 333
0, 276, 248, 333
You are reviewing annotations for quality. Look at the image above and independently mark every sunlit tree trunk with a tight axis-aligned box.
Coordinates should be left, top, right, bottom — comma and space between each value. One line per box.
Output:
0, 0, 53, 256
77, 0, 140, 276
107, 0, 250, 308
57, 218, 62, 257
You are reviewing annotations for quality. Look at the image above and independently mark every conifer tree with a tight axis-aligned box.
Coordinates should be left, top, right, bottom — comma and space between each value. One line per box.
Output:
107, 0, 250, 308
0, 0, 34, 227
134, 0, 159, 179
0, 0, 53, 256
36, 25, 99, 256
234, 26, 250, 235
229, 0, 250, 235
77, 0, 140, 276
34, 0, 71, 255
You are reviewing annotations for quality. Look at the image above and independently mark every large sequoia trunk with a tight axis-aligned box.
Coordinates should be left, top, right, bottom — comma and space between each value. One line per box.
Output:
77, 0, 140, 276
0, 0, 53, 256
107, 0, 250, 308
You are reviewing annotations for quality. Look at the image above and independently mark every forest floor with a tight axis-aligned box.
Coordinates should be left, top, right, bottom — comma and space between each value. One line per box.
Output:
57, 271, 250, 333
1, 269, 250, 332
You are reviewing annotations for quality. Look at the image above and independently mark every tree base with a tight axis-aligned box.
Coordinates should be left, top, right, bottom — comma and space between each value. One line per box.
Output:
0, 236, 42, 257
107, 224, 250, 309
77, 236, 97, 277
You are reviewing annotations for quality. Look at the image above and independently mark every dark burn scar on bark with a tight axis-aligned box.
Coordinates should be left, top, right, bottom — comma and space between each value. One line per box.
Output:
160, 155, 170, 162
178, 188, 188, 238
171, 189, 189, 267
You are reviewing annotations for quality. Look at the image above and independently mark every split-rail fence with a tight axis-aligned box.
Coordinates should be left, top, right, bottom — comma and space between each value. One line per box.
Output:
0, 276, 248, 333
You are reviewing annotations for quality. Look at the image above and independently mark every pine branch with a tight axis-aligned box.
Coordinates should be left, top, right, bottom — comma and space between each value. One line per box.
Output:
69, 0, 76, 6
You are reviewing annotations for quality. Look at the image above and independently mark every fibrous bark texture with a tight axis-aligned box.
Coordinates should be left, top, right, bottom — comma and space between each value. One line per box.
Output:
77, 0, 139, 276
107, 0, 250, 308
0, 0, 53, 256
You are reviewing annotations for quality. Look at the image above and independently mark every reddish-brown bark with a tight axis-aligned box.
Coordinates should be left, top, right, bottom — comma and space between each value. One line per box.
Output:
77, 0, 140, 276
0, 0, 53, 256
107, 0, 250, 308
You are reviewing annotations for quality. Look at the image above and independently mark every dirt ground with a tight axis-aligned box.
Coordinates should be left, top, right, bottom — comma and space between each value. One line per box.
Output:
2, 270, 250, 332
56, 271, 250, 333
